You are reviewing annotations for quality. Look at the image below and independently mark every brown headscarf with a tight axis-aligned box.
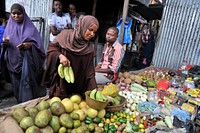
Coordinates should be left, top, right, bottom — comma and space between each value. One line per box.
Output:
52, 15, 99, 55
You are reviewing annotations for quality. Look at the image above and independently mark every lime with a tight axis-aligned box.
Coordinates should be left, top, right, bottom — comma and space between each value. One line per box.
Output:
72, 113, 80, 120
132, 125, 140, 132
73, 120, 81, 128
59, 127, 67, 133
88, 123, 95, 131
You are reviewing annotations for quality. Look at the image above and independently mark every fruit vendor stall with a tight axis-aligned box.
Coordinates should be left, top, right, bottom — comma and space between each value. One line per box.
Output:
0, 66, 200, 133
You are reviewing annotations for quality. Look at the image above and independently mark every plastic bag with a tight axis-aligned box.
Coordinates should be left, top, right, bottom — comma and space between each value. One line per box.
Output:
157, 78, 170, 90
173, 116, 194, 133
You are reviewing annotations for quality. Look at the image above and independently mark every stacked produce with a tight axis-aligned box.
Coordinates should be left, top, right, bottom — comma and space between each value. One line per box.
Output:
11, 92, 145, 133
9, 65, 199, 133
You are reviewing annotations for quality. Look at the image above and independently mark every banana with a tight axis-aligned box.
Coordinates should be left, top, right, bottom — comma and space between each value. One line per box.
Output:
99, 91, 108, 101
95, 90, 104, 102
64, 67, 71, 83
90, 89, 97, 100
68, 66, 75, 83
58, 64, 65, 78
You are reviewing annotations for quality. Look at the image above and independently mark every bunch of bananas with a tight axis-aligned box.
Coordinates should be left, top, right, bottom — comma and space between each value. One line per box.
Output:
58, 64, 75, 83
89, 89, 108, 102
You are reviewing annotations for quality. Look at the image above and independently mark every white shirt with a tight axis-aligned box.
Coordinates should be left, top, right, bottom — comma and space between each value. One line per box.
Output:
48, 12, 71, 41
66, 13, 76, 29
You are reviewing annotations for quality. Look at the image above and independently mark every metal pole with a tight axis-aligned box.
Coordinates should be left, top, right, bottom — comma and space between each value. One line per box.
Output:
92, 0, 98, 16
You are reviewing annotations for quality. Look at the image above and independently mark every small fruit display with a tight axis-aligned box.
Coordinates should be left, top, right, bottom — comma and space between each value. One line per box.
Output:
58, 64, 75, 83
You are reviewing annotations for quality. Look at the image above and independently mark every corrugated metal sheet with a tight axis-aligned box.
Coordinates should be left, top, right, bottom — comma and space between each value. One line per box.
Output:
6, 0, 53, 51
152, 0, 200, 70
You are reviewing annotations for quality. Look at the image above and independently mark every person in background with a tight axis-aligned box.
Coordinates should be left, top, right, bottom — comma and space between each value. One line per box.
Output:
67, 3, 77, 29
95, 27, 125, 84
42, 15, 99, 99
76, 12, 86, 20
74, 12, 86, 29
2, 3, 45, 103
0, 12, 12, 95
138, 24, 155, 69
48, 0, 71, 42
0, 12, 10, 44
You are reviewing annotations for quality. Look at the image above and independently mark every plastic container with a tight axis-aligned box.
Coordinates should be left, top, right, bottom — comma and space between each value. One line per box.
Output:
178, 60, 188, 75
183, 79, 195, 92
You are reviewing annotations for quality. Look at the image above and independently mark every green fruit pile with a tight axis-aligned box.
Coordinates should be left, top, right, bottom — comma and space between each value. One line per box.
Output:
11, 96, 106, 133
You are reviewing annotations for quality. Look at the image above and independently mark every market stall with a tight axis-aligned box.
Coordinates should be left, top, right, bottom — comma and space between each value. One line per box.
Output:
0, 65, 199, 133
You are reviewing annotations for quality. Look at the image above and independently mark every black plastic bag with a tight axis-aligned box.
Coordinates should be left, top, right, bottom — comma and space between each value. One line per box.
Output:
173, 116, 194, 133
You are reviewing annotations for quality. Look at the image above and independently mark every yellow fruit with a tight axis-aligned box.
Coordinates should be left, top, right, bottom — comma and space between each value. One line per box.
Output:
73, 120, 81, 128
59, 127, 67, 133
79, 101, 87, 109
68, 66, 75, 83
110, 118, 115, 123
86, 108, 98, 118
97, 109, 106, 118
73, 109, 86, 121
105, 119, 110, 125
139, 124, 145, 129
71, 113, 80, 120
132, 114, 136, 119
140, 119, 144, 124
50, 97, 61, 105
64, 67, 71, 83
58, 64, 65, 79
140, 128, 145, 133
61, 98, 70, 103
73, 103, 79, 110
61, 99, 74, 113
70, 95, 82, 104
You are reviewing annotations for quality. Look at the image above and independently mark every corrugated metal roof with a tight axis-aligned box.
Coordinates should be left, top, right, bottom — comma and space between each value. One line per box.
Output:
152, 0, 200, 70
6, 0, 52, 52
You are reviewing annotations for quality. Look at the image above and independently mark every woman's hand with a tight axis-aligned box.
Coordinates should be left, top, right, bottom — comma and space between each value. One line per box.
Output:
2, 38, 10, 47
22, 42, 32, 49
59, 54, 70, 66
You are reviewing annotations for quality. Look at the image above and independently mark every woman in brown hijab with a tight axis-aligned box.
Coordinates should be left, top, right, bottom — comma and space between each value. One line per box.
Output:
42, 15, 99, 99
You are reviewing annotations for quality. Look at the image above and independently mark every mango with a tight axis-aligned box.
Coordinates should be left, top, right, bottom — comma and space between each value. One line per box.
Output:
12, 107, 29, 123
59, 113, 73, 129
50, 101, 66, 116
35, 109, 51, 128
25, 126, 41, 133
49, 115, 61, 133
28, 107, 38, 120
20, 116, 34, 130
36, 100, 50, 111
40, 126, 54, 133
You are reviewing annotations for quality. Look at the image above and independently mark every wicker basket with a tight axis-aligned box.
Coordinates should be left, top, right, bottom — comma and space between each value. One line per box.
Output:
105, 96, 126, 112
85, 91, 109, 110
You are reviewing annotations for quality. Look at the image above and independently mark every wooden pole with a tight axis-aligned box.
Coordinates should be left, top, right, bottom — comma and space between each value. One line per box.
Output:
119, 0, 129, 44
92, 0, 98, 16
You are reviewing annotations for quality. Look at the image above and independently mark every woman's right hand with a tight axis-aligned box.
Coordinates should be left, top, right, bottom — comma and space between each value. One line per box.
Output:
59, 54, 70, 66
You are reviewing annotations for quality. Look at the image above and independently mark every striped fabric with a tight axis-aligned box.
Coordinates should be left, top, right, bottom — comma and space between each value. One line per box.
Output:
100, 41, 125, 73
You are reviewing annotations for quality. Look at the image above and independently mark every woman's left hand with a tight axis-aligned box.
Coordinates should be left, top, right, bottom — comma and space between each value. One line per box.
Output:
22, 42, 32, 49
